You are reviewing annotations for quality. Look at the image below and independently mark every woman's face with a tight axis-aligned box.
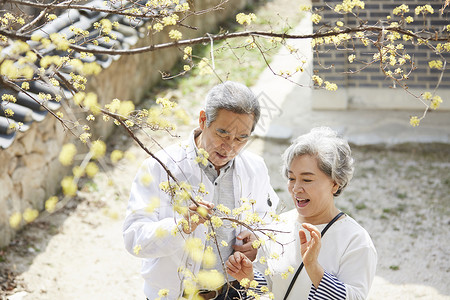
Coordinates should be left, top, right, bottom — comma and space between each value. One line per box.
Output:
287, 154, 339, 224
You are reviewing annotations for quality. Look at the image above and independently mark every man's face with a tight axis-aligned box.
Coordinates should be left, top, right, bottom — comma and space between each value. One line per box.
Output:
196, 109, 254, 170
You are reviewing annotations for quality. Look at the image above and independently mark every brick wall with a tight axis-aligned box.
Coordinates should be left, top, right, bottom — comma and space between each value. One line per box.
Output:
311, 0, 450, 109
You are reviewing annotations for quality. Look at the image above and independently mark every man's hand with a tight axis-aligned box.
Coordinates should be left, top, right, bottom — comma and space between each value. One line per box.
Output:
232, 230, 258, 261
182, 201, 214, 234
226, 251, 254, 284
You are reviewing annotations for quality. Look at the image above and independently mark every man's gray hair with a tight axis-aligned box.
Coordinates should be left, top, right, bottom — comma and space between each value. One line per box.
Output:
204, 81, 260, 132
282, 127, 354, 197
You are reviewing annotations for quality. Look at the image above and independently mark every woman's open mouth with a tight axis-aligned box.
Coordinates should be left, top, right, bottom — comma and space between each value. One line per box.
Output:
296, 197, 310, 208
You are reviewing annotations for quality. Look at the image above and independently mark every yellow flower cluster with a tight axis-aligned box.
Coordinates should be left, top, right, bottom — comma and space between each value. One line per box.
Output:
195, 148, 209, 166
9, 212, 22, 229
133, 244, 142, 255
49, 33, 70, 51
1, 12, 24, 27
202, 246, 216, 268
334, 0, 365, 13
430, 95, 443, 110
409, 116, 420, 127
324, 81, 338, 91
184, 237, 204, 262
428, 60, 443, 70
198, 58, 212, 75
23, 208, 39, 223
436, 42, 450, 53
415, 4, 434, 15
210, 216, 223, 228
169, 29, 182, 40
2, 94, 16, 103
90, 140, 106, 159
61, 176, 77, 196
146, 197, 160, 213
110, 149, 124, 163
393, 4, 409, 15
0, 59, 34, 80
299, 5, 311, 11
196, 270, 224, 290
59, 143, 77, 166
236, 13, 257, 25
216, 204, 231, 215
86, 162, 99, 178
46, 13, 57, 21
311, 14, 322, 24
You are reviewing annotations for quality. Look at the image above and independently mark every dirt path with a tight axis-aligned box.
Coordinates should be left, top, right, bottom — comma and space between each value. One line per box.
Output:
2, 115, 449, 300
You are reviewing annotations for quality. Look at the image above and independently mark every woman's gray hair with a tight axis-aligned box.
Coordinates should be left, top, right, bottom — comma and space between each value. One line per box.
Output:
204, 81, 261, 132
282, 127, 354, 197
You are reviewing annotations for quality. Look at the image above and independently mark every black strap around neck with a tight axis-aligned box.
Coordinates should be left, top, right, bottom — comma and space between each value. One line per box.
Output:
282, 212, 345, 300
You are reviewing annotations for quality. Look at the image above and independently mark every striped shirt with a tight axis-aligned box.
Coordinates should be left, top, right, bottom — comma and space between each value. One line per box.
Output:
245, 270, 347, 300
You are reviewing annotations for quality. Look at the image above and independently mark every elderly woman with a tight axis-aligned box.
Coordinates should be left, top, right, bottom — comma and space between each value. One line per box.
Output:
226, 127, 377, 300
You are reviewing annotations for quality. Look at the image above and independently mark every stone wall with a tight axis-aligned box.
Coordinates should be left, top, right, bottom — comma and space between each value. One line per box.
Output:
0, 0, 251, 247
310, 0, 450, 110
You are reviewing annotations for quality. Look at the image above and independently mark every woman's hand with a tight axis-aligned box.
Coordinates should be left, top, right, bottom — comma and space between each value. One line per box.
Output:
299, 223, 321, 265
299, 223, 324, 288
226, 251, 254, 284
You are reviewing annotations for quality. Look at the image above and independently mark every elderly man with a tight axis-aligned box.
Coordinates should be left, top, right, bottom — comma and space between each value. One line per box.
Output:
123, 81, 279, 300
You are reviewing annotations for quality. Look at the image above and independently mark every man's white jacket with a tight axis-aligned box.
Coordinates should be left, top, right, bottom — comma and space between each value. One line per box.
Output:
123, 131, 279, 299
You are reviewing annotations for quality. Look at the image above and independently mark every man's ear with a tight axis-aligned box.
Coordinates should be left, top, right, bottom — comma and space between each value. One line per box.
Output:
199, 110, 207, 130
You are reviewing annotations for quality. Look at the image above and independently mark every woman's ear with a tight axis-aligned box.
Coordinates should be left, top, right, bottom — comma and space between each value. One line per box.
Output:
199, 110, 207, 130
332, 182, 339, 195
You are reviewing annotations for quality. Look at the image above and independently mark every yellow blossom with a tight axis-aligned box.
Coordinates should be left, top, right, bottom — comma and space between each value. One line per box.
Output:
422, 92, 433, 100
46, 14, 57, 21
184, 65, 191, 71
348, 54, 355, 63
2, 94, 16, 103
59, 143, 77, 166
184, 237, 204, 262
428, 60, 443, 70
202, 247, 216, 268
393, 4, 409, 15
158, 289, 169, 298
197, 270, 224, 290
72, 166, 85, 177
299, 5, 311, 11
312, 75, 323, 86
153, 22, 164, 32
221, 240, 228, 247
9, 212, 22, 229
146, 197, 160, 214
216, 204, 230, 215
324, 81, 338, 91
155, 227, 168, 238
405, 16, 414, 23
198, 182, 207, 194
90, 140, 106, 159
430, 95, 443, 110
85, 162, 99, 178
61, 176, 77, 196
311, 14, 322, 24
45, 196, 59, 213
23, 208, 39, 223
133, 244, 142, 255
80, 132, 91, 144
210, 216, 223, 228
236, 13, 257, 25
110, 150, 123, 163
409, 116, 420, 127
169, 30, 182, 40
